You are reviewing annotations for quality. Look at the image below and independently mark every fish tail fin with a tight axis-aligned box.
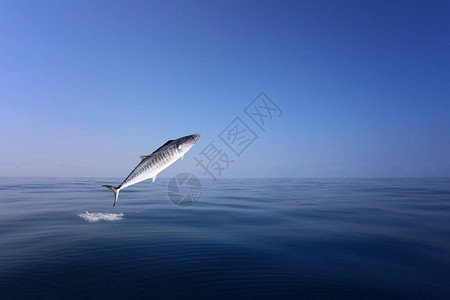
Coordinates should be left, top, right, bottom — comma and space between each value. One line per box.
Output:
102, 185, 120, 207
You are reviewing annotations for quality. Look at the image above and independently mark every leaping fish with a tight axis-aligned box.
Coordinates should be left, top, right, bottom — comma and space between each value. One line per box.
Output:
102, 133, 200, 207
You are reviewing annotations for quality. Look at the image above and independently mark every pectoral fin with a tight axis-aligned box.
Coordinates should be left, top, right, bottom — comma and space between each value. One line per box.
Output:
152, 176, 157, 182
140, 155, 147, 159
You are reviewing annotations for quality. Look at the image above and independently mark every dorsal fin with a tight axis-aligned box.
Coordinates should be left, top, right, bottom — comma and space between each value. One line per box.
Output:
151, 139, 174, 154
139, 140, 174, 162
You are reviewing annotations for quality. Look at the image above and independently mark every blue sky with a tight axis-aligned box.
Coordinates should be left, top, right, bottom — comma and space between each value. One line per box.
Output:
1, 0, 449, 178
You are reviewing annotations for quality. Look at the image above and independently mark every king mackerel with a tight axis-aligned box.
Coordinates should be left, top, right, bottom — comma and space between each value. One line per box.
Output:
102, 133, 200, 207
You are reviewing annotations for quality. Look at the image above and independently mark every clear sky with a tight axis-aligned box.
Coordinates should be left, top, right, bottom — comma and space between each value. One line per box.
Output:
1, 0, 449, 178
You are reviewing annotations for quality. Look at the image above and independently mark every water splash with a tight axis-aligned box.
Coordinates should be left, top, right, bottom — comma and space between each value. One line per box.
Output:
78, 211, 124, 223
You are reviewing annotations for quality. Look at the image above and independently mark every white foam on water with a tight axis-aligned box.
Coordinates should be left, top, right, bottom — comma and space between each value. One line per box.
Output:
78, 211, 124, 222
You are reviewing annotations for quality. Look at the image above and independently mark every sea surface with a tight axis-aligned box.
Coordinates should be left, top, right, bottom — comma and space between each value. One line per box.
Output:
0, 177, 449, 299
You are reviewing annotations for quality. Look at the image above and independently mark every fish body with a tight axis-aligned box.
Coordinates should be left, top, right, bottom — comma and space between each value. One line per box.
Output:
103, 133, 200, 207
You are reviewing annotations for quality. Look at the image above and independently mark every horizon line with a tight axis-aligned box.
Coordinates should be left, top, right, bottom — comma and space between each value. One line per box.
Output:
1, 176, 449, 179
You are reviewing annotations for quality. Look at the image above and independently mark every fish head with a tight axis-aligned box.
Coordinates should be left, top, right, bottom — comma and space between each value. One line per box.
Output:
178, 133, 200, 150
190, 133, 201, 143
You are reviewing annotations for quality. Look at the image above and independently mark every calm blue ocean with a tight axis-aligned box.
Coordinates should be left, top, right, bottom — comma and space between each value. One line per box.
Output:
0, 177, 449, 299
